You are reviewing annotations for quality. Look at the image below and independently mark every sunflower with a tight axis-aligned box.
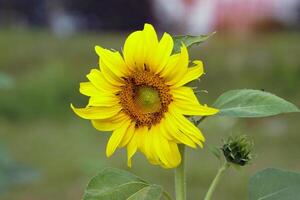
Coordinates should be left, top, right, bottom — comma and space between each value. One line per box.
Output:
71, 24, 219, 168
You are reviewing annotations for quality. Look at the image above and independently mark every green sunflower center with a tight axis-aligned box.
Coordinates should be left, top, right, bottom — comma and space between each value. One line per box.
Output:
135, 86, 162, 114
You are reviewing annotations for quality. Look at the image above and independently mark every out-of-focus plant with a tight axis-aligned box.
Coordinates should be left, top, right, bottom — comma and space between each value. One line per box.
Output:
0, 145, 40, 193
0, 73, 14, 90
71, 24, 299, 200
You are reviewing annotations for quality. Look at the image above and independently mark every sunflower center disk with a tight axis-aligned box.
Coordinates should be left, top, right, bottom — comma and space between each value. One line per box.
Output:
119, 71, 172, 128
135, 86, 161, 114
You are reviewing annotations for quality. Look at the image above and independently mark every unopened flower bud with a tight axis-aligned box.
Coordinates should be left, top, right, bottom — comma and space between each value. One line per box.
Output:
222, 135, 253, 166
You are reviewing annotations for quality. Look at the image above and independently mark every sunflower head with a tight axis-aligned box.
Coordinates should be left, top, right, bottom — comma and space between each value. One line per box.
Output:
71, 23, 219, 168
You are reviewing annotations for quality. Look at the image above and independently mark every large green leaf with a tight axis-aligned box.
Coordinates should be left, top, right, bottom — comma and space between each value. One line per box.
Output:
213, 89, 299, 117
249, 168, 300, 200
83, 168, 164, 200
127, 185, 163, 200
172, 32, 215, 53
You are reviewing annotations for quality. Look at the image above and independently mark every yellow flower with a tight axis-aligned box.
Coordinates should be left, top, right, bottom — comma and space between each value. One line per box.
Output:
71, 24, 219, 168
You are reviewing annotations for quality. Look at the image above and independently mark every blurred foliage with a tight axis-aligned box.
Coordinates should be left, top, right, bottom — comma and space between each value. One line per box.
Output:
0, 145, 39, 193
0, 30, 299, 200
0, 73, 14, 90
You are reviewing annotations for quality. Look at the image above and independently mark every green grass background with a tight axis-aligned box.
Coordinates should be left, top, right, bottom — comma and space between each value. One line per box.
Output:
0, 29, 300, 200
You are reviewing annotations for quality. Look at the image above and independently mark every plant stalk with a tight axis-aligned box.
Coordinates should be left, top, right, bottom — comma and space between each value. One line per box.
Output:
204, 162, 230, 200
175, 144, 186, 200
163, 190, 173, 200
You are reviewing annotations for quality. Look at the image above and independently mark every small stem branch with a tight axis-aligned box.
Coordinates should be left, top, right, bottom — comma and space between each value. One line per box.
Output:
204, 162, 230, 200
175, 144, 186, 200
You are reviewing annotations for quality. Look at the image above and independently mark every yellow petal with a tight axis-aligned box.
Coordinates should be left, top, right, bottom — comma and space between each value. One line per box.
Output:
119, 122, 136, 147
79, 82, 101, 96
126, 126, 149, 167
123, 24, 162, 72
175, 103, 219, 116
86, 69, 120, 93
71, 104, 122, 120
166, 110, 202, 146
95, 46, 125, 86
91, 112, 130, 131
144, 126, 160, 165
143, 23, 158, 67
158, 118, 174, 141
152, 130, 169, 167
163, 113, 197, 148
153, 130, 181, 168
172, 60, 204, 88
95, 46, 128, 77
106, 119, 131, 157
135, 126, 148, 151
126, 128, 141, 167
123, 30, 144, 71
169, 104, 205, 144
150, 32, 173, 74
143, 24, 158, 44
171, 87, 219, 116
160, 45, 189, 85
88, 95, 119, 107
172, 87, 201, 105
168, 142, 181, 167
100, 60, 124, 86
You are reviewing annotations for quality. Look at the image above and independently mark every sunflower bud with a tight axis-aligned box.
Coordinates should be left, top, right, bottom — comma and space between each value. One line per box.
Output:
221, 135, 253, 166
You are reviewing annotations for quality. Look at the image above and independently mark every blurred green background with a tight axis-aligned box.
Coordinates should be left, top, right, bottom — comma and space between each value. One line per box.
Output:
1, 0, 300, 200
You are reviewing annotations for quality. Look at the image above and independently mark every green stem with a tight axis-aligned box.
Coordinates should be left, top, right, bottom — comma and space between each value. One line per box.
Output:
163, 191, 173, 200
175, 144, 186, 200
204, 162, 230, 200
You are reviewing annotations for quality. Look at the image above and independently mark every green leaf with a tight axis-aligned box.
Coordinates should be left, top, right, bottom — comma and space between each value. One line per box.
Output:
172, 32, 215, 53
127, 185, 163, 200
83, 168, 164, 200
213, 89, 299, 118
249, 168, 300, 200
